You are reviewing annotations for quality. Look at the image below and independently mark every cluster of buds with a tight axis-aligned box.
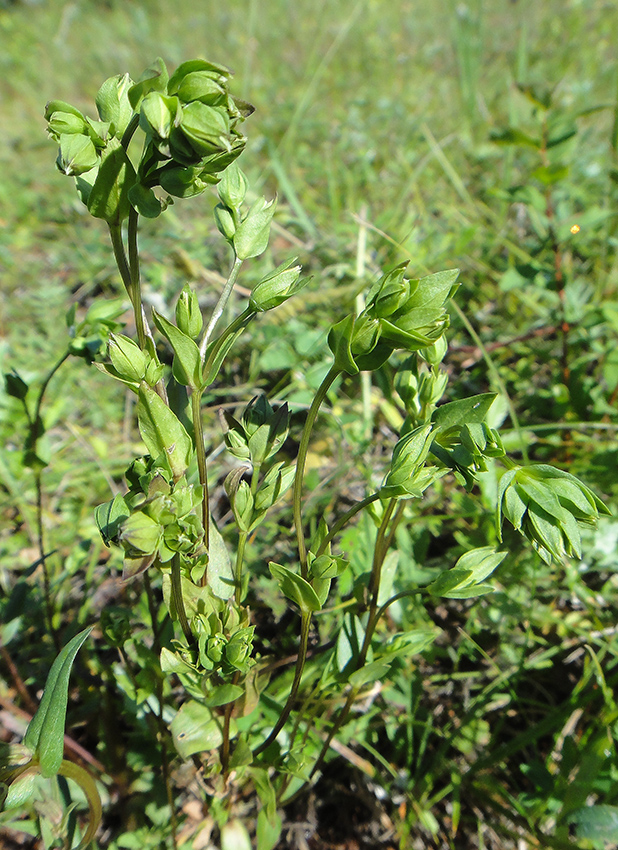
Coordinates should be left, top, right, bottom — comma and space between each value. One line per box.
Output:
95, 455, 205, 578
328, 263, 459, 375
45, 57, 252, 223
395, 346, 449, 424
224, 395, 290, 466
497, 464, 610, 563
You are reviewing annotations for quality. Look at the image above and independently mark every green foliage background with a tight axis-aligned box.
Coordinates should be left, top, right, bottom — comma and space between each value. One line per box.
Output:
1, 0, 618, 848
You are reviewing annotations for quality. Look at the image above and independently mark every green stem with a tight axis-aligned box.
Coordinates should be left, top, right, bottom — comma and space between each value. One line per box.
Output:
170, 554, 193, 646
191, 390, 210, 569
32, 350, 71, 650
57, 759, 102, 850
234, 532, 248, 605
316, 492, 381, 557
253, 610, 312, 756
310, 499, 397, 777
199, 255, 244, 358
293, 365, 340, 577
127, 207, 147, 351
120, 114, 139, 151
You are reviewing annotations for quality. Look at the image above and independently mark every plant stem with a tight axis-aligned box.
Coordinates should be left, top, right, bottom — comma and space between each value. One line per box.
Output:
293, 365, 340, 577
253, 610, 312, 756
234, 532, 248, 605
170, 553, 193, 646
252, 367, 340, 755
191, 390, 210, 570
310, 499, 397, 777
31, 351, 71, 650
199, 255, 243, 357
316, 492, 381, 557
127, 207, 147, 351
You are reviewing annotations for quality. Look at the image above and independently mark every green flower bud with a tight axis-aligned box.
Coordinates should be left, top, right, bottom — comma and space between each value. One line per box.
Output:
234, 197, 277, 261
180, 102, 231, 155
225, 627, 254, 668
369, 263, 410, 318
119, 511, 162, 555
214, 203, 236, 241
249, 258, 304, 312
420, 334, 448, 366
177, 71, 226, 106
56, 134, 99, 176
48, 111, 87, 136
223, 415, 251, 461
144, 358, 164, 387
175, 285, 203, 338
217, 162, 247, 211
108, 333, 148, 382
350, 313, 382, 356
139, 92, 181, 141
96, 73, 135, 138
206, 633, 226, 664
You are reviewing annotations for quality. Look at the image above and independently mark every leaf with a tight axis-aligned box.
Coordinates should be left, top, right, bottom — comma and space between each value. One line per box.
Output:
336, 614, 366, 673
87, 138, 136, 224
23, 627, 92, 777
203, 683, 244, 707
207, 517, 234, 599
203, 327, 246, 386
432, 393, 497, 430
348, 661, 391, 688
427, 568, 473, 597
453, 547, 507, 583
152, 310, 202, 388
569, 805, 618, 843
136, 383, 192, 480
489, 127, 541, 148
128, 182, 163, 218
94, 494, 130, 545
170, 700, 227, 759
269, 563, 322, 613
257, 808, 282, 850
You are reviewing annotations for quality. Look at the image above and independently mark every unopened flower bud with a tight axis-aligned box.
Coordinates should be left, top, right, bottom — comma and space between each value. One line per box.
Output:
175, 285, 203, 339
109, 333, 149, 382
214, 204, 236, 241
249, 259, 304, 312
217, 162, 248, 211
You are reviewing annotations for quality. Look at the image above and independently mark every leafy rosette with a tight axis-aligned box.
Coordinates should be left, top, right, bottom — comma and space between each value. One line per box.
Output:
497, 464, 610, 563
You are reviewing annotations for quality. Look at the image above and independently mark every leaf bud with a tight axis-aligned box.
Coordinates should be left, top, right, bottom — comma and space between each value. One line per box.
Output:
175, 285, 203, 339
108, 333, 149, 383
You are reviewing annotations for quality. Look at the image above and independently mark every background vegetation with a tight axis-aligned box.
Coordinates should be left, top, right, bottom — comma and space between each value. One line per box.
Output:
1, 0, 618, 847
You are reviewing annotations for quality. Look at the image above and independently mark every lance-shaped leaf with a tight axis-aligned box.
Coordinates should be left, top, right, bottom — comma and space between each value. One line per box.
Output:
152, 310, 202, 389
23, 627, 92, 778
207, 517, 234, 600
136, 383, 192, 480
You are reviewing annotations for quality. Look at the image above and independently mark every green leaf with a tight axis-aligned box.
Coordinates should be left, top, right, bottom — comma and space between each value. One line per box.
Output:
489, 127, 541, 148
427, 568, 473, 597
170, 700, 228, 759
23, 627, 92, 777
203, 327, 245, 386
336, 614, 366, 673
203, 683, 244, 707
432, 393, 497, 430
348, 661, 391, 687
152, 310, 202, 388
569, 805, 618, 843
128, 182, 163, 218
454, 547, 507, 583
257, 808, 282, 850
136, 383, 192, 480
87, 138, 136, 224
207, 517, 234, 600
269, 563, 322, 613
94, 494, 130, 545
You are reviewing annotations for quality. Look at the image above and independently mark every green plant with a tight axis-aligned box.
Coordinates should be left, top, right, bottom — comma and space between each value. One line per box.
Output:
1, 56, 612, 850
